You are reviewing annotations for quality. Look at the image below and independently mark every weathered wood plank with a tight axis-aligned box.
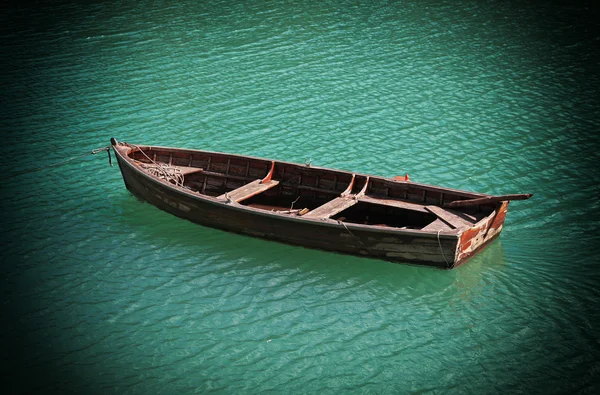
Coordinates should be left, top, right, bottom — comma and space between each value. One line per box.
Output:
421, 218, 453, 232
218, 179, 280, 203
425, 206, 473, 229
303, 197, 358, 219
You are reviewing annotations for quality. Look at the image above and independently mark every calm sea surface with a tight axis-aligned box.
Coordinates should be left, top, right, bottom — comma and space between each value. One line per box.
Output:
2, 0, 599, 393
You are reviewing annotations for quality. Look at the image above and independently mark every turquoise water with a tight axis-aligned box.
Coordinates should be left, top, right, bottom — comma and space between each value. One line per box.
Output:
2, 0, 599, 393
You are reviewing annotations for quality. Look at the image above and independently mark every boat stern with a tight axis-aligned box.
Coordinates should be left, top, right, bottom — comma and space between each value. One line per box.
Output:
454, 201, 509, 267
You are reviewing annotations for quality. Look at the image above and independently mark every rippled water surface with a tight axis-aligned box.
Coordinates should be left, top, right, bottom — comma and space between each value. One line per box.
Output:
2, 0, 599, 393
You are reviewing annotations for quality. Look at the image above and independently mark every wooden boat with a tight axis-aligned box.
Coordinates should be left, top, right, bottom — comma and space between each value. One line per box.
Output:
110, 138, 531, 269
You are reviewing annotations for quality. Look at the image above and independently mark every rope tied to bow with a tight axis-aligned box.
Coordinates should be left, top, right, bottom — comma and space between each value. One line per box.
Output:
0, 145, 112, 181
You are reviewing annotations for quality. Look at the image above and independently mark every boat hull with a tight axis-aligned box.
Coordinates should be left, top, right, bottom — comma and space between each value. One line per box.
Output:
111, 140, 510, 268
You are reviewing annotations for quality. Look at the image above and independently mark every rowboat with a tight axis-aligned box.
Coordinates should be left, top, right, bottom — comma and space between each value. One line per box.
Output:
110, 138, 531, 269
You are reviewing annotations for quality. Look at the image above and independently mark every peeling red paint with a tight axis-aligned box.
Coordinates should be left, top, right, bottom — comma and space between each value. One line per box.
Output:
457, 202, 509, 263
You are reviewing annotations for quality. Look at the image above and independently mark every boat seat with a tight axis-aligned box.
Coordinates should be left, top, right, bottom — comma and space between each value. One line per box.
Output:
424, 206, 474, 230
302, 197, 358, 220
217, 179, 280, 203
421, 218, 453, 232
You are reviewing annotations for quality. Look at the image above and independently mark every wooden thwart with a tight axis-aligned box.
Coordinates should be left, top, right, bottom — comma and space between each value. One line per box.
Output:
218, 179, 280, 203
425, 206, 473, 230
303, 197, 358, 220
421, 218, 452, 232
304, 176, 368, 220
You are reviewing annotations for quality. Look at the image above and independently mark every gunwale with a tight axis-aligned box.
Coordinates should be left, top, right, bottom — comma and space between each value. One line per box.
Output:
112, 142, 494, 238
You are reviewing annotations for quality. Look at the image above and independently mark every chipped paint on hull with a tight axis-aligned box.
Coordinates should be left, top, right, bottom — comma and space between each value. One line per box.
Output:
456, 201, 508, 266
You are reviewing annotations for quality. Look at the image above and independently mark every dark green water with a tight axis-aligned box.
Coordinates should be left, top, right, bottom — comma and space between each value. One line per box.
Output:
2, 0, 599, 393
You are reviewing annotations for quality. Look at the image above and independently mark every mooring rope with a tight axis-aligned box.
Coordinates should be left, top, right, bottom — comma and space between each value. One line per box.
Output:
437, 229, 450, 268
289, 196, 301, 211
0, 146, 111, 181
338, 220, 365, 246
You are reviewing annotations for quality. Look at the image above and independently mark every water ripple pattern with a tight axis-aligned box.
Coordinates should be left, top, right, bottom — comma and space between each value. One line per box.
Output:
1, 0, 599, 393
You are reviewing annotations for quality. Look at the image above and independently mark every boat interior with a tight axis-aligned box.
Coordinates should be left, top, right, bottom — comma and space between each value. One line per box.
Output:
127, 145, 494, 232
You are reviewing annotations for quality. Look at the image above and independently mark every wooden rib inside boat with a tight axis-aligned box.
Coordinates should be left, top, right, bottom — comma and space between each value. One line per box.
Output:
111, 138, 531, 269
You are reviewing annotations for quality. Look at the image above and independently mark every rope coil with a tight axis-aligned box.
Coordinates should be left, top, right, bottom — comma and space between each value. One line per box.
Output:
131, 144, 185, 187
